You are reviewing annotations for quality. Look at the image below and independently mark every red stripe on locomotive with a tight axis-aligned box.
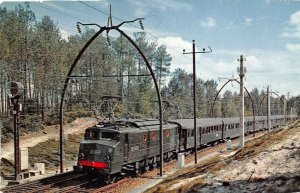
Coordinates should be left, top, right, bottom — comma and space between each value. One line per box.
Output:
79, 160, 109, 169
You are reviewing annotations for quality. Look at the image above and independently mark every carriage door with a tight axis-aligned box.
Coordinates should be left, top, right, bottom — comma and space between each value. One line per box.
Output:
183, 130, 187, 149
124, 133, 129, 162
221, 121, 225, 140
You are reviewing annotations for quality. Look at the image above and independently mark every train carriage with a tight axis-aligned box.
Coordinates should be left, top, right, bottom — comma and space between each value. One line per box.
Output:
222, 117, 240, 139
198, 118, 224, 145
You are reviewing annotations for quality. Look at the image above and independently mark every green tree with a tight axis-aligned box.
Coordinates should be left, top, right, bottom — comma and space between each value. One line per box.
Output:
221, 90, 238, 117
154, 45, 171, 90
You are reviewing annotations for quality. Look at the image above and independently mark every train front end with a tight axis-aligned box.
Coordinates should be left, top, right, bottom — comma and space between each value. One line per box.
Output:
74, 124, 121, 179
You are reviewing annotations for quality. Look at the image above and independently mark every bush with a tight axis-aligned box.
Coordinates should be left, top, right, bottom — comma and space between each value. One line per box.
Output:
0, 116, 14, 143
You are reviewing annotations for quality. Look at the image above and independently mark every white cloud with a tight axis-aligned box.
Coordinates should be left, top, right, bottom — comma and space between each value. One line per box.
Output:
290, 10, 300, 25
59, 28, 70, 40
286, 43, 300, 52
240, 50, 300, 95
200, 17, 216, 28
157, 36, 193, 73
282, 10, 300, 39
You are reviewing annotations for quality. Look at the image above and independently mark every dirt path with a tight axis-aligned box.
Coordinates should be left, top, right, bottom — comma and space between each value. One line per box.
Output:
2, 117, 97, 160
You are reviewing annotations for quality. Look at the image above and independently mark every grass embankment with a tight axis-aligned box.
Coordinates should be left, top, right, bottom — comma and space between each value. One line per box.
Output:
1, 134, 83, 176
28, 134, 83, 171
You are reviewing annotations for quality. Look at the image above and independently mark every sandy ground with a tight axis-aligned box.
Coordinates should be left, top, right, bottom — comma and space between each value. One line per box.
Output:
201, 134, 300, 193
163, 122, 300, 193
1, 117, 97, 160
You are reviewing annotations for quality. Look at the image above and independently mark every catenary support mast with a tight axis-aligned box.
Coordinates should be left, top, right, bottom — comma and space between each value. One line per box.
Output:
237, 55, 246, 148
183, 40, 212, 163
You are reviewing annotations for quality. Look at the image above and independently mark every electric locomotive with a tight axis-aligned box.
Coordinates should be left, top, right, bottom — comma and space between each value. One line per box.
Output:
74, 118, 178, 183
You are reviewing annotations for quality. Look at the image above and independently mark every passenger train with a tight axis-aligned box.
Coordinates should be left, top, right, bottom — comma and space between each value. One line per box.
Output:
74, 114, 297, 183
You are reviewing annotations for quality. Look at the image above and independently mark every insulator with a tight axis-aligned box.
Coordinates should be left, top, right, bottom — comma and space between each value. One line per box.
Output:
77, 23, 81, 33
139, 19, 144, 30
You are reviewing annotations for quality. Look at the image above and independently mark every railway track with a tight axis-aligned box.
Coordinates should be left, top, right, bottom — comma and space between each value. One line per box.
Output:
0, 171, 88, 193
1, 171, 131, 193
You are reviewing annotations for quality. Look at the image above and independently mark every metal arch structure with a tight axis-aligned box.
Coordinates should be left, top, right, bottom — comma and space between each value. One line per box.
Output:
287, 96, 300, 116
288, 96, 300, 109
59, 19, 164, 176
257, 92, 284, 116
210, 79, 233, 118
210, 79, 256, 135
211, 79, 255, 117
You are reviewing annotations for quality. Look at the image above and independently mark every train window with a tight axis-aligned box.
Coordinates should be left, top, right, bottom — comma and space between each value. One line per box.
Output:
214, 126, 218, 132
84, 130, 99, 140
191, 130, 194, 137
143, 132, 147, 141
101, 132, 120, 141
151, 132, 157, 140
166, 130, 170, 138
235, 124, 239, 129
125, 134, 129, 143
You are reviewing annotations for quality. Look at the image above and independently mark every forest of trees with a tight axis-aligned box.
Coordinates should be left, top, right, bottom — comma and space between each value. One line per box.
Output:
0, 4, 294, 136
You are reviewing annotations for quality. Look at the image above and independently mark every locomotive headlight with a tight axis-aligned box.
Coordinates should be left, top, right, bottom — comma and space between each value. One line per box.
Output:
108, 148, 113, 153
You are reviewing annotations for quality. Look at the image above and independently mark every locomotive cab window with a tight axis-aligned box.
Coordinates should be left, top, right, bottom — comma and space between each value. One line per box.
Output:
84, 130, 100, 140
101, 132, 120, 141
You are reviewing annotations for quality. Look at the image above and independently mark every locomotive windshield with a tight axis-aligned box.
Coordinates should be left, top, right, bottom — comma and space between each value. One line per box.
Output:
101, 132, 120, 141
84, 129, 100, 140
84, 129, 120, 141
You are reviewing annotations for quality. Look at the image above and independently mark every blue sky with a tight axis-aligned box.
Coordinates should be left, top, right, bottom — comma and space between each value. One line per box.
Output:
1, 0, 300, 97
